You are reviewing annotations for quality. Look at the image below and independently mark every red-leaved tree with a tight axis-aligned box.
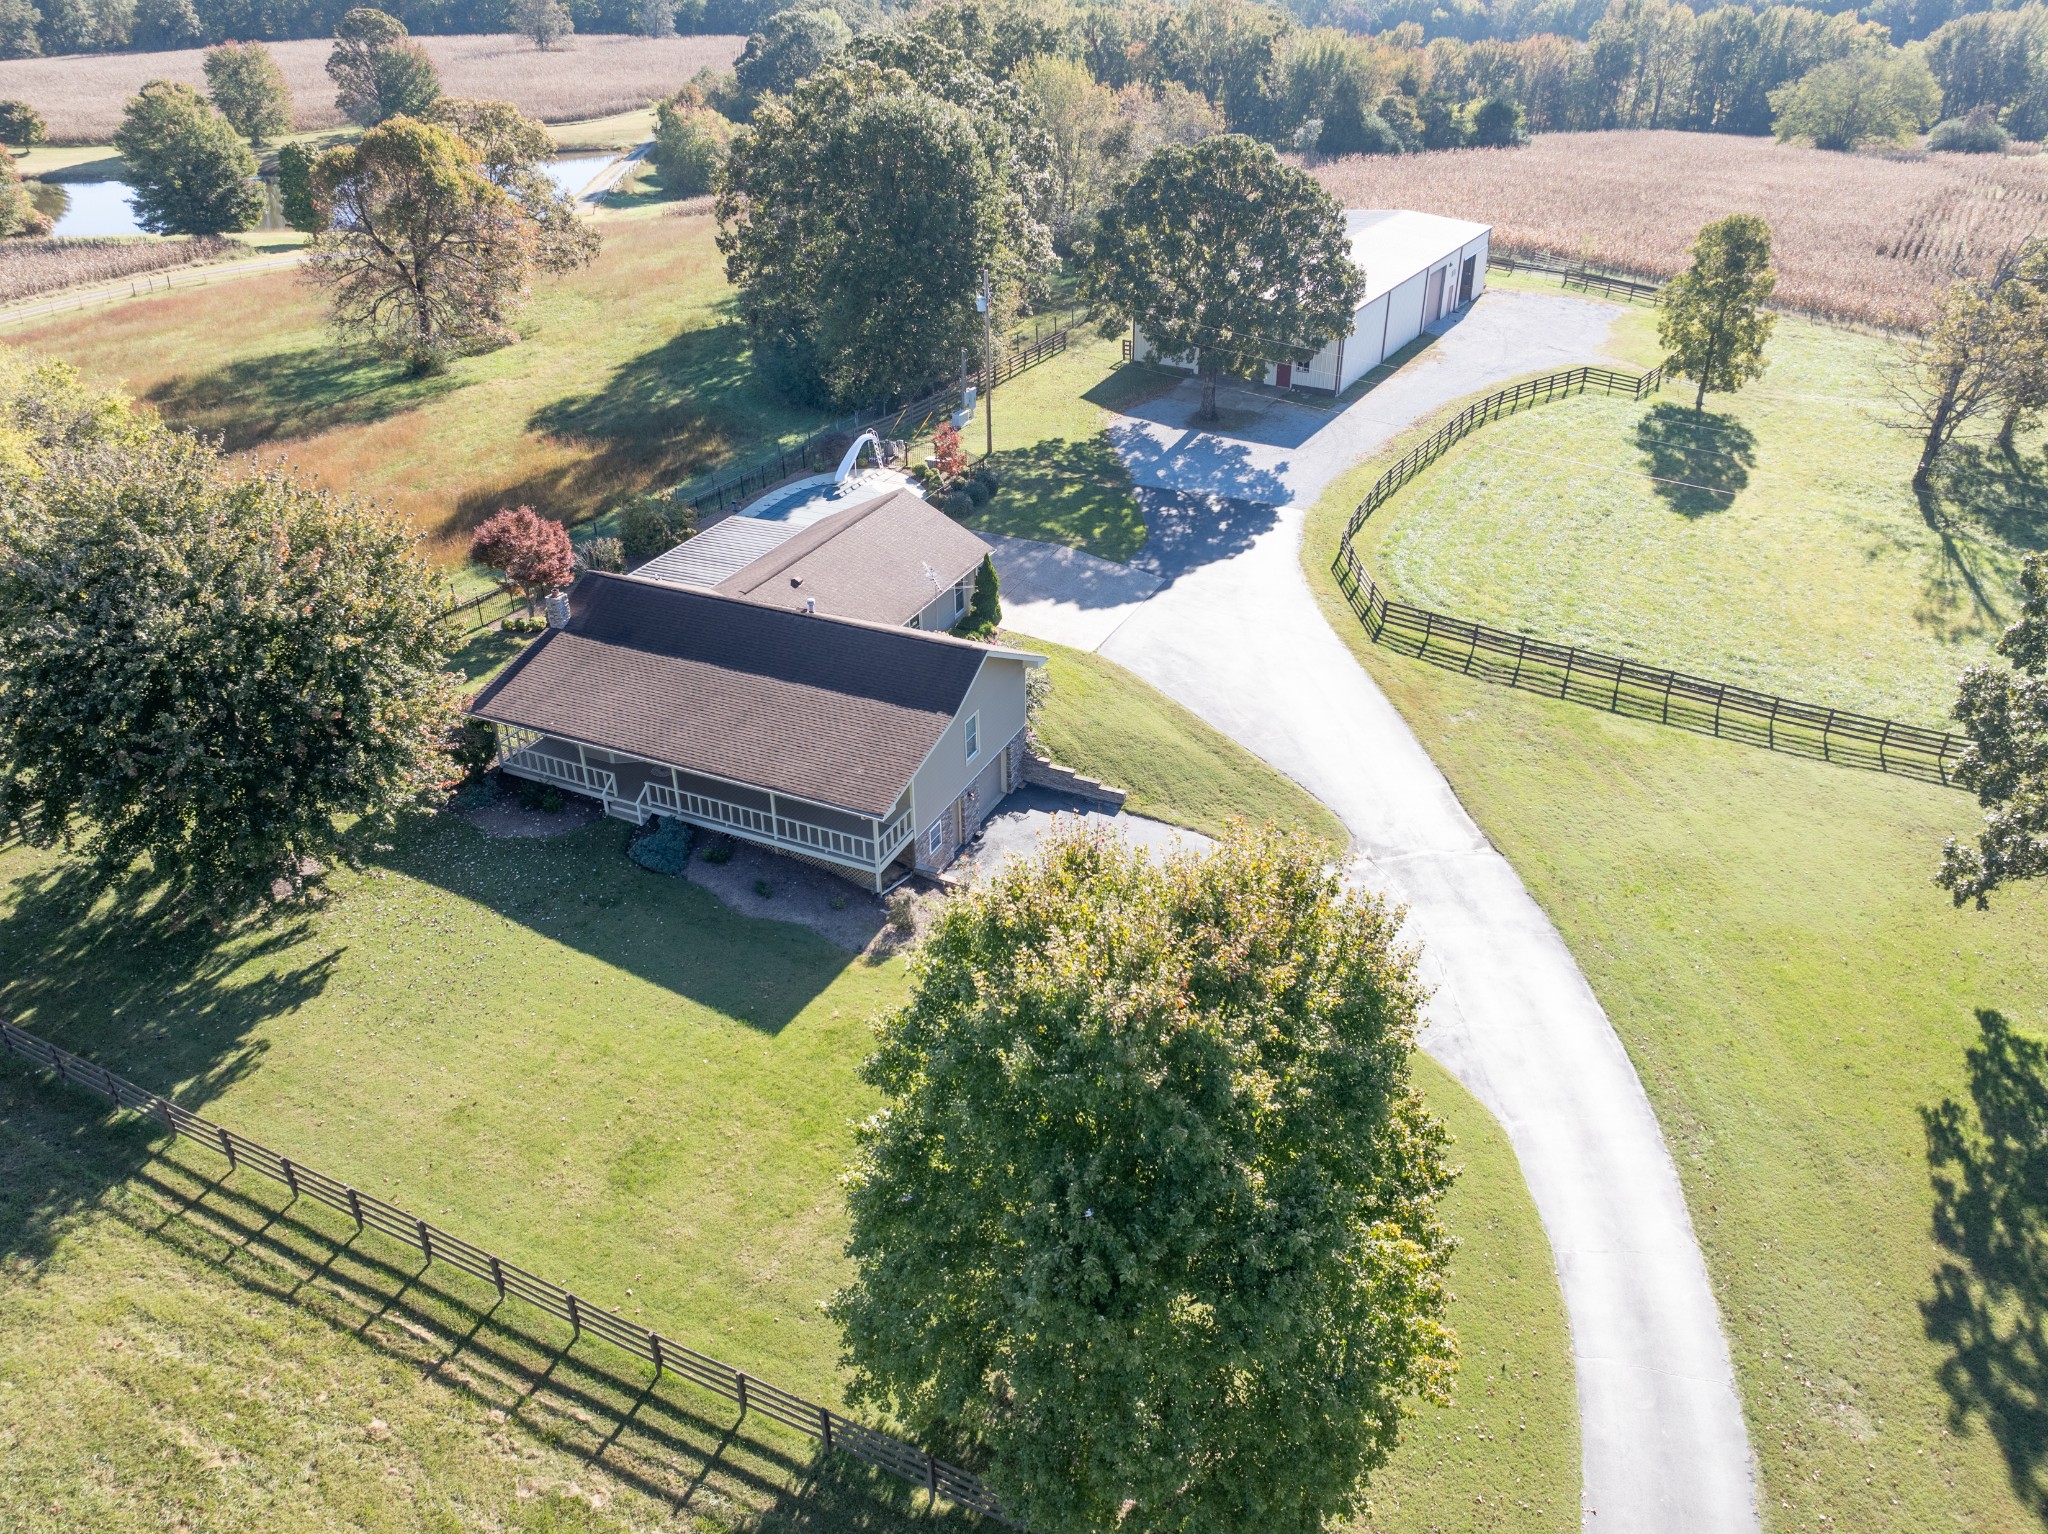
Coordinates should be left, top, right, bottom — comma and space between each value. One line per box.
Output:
930, 422, 968, 484
470, 505, 573, 597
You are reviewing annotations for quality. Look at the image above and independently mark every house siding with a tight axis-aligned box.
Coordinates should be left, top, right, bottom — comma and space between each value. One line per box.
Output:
909, 655, 1031, 870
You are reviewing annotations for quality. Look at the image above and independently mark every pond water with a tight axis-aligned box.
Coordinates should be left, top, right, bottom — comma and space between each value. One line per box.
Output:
28, 154, 617, 239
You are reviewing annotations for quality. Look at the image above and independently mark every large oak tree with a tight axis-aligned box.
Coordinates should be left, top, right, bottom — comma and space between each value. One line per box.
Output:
112, 80, 264, 236
1083, 133, 1363, 421
831, 825, 1458, 1534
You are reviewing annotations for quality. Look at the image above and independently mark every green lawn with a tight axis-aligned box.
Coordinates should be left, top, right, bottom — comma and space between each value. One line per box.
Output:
1018, 631, 1349, 846
1352, 313, 2043, 726
1307, 399, 2048, 1534
963, 330, 1160, 563
8, 211, 827, 561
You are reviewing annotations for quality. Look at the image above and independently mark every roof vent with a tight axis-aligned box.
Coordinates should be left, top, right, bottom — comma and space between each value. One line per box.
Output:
805, 597, 817, 615
544, 591, 571, 629
790, 575, 803, 588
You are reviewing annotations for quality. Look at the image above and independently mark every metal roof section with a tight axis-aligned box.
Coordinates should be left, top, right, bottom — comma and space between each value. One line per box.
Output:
1346, 209, 1493, 307
633, 514, 804, 589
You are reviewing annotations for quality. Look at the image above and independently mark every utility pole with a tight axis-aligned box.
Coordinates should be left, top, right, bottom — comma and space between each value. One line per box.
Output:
978, 268, 994, 460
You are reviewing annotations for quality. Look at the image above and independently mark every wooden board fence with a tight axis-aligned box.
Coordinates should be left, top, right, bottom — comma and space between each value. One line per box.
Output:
1332, 364, 1971, 786
0, 1019, 1018, 1529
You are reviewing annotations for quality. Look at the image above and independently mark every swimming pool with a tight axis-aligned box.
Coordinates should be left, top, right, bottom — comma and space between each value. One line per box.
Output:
739, 469, 916, 525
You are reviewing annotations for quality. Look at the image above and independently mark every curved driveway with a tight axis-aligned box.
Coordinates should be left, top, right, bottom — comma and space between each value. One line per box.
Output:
999, 290, 1760, 1532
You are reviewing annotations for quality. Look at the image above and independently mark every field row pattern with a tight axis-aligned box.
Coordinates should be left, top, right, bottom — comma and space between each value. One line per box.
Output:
1333, 368, 1971, 784
0, 1018, 1019, 1529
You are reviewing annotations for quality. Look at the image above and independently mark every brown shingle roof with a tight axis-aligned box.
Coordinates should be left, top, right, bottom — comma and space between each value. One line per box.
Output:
713, 490, 991, 626
468, 573, 1013, 816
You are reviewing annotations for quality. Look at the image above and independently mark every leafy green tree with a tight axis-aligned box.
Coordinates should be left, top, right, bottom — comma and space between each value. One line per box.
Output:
1470, 93, 1527, 146
0, 423, 459, 915
327, 8, 441, 128
1926, 107, 2011, 152
618, 493, 690, 564
131, 0, 203, 49
513, 0, 573, 50
427, 96, 599, 271
0, 349, 148, 485
0, 99, 45, 149
830, 825, 1457, 1534
719, 58, 1046, 407
956, 551, 999, 635
0, 0, 40, 58
634, 0, 676, 37
1084, 134, 1363, 422
1892, 272, 2008, 491
0, 150, 45, 237
650, 97, 733, 194
1658, 213, 1777, 411
1940, 552, 2048, 907
306, 116, 538, 372
734, 4, 851, 114
113, 81, 264, 236
204, 40, 293, 147
1770, 50, 1939, 150
275, 140, 321, 231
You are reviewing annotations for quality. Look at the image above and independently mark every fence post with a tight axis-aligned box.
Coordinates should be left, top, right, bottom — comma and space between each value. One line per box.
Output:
1712, 683, 1726, 737
1661, 669, 1675, 724
566, 1291, 581, 1339
1878, 719, 1892, 773
736, 1370, 749, 1416
219, 1125, 237, 1168
490, 1255, 505, 1298
1821, 709, 1836, 761
1766, 695, 1781, 749
1510, 633, 1529, 688
417, 1219, 433, 1264
820, 1405, 833, 1449
650, 1333, 663, 1377
1560, 648, 1576, 699
281, 1157, 299, 1197
347, 1187, 364, 1228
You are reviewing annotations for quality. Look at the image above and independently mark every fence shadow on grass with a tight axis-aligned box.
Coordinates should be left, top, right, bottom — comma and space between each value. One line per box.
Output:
1633, 403, 1756, 516
143, 346, 463, 452
1922, 1009, 2048, 1523
3, 1074, 960, 1534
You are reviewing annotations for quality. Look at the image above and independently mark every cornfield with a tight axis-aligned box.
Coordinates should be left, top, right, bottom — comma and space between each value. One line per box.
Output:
0, 33, 745, 144
1313, 130, 2048, 330
0, 235, 242, 307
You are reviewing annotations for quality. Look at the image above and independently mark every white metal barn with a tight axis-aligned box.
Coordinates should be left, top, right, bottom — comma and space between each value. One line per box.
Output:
1132, 209, 1492, 394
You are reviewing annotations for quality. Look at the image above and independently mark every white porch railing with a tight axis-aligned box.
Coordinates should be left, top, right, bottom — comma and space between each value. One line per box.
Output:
503, 746, 618, 800
639, 781, 894, 871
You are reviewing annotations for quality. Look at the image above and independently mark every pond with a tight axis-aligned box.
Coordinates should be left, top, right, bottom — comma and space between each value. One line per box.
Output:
27, 154, 619, 239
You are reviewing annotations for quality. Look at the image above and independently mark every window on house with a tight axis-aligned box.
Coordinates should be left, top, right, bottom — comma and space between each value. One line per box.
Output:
928, 821, 946, 856
954, 580, 968, 615
964, 712, 979, 762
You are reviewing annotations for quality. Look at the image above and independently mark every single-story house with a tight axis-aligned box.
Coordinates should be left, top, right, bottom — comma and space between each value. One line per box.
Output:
467, 572, 1042, 890
633, 488, 990, 631
1133, 208, 1491, 394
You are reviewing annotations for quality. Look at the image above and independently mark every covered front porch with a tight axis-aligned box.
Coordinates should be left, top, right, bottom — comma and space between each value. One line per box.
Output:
493, 726, 918, 891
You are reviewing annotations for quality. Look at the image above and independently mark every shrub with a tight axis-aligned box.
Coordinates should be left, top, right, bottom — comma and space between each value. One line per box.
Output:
957, 552, 999, 636
629, 814, 694, 875
959, 478, 991, 508
942, 488, 974, 518
886, 890, 915, 932
753, 876, 773, 898
1928, 111, 2011, 154
701, 833, 735, 864
581, 535, 626, 572
538, 785, 564, 812
618, 494, 690, 564
650, 98, 733, 196
929, 421, 968, 483
970, 465, 999, 495
450, 715, 497, 776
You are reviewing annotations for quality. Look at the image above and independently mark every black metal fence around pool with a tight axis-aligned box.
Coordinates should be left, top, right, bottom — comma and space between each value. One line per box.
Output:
1331, 362, 1973, 786
0, 1019, 1019, 1529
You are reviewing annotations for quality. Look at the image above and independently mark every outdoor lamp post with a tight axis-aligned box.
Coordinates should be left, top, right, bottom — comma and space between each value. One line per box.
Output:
977, 270, 993, 459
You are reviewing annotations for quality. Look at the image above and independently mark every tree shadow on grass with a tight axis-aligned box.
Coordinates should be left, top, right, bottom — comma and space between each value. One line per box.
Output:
507, 321, 820, 533
143, 347, 464, 453
1922, 1009, 2048, 1522
1935, 443, 2048, 555
975, 434, 1147, 563
1633, 403, 1756, 517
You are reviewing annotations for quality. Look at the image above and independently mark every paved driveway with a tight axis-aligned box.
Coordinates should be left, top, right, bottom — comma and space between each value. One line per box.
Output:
1004, 288, 1761, 1533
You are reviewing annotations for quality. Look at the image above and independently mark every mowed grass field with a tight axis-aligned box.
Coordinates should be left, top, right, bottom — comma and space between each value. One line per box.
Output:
1354, 308, 2041, 726
0, 708, 1573, 1532
1305, 357, 2048, 1533
8, 212, 825, 562
0, 33, 745, 143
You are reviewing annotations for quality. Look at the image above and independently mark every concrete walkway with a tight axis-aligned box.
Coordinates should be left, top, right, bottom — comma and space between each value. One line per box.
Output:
1004, 288, 1761, 1532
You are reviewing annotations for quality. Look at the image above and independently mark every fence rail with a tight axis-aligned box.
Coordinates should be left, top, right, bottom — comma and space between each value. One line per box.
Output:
669, 325, 1071, 519
0, 1019, 1019, 1529
440, 584, 524, 635
1332, 364, 1970, 785
1489, 251, 1666, 303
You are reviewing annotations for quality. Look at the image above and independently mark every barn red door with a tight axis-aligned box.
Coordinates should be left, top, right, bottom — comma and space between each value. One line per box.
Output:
1275, 363, 1292, 388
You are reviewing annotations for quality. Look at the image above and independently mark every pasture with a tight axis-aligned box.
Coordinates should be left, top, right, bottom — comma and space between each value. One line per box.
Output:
7, 211, 820, 561
1314, 130, 2048, 330
1305, 357, 2048, 1534
0, 33, 744, 143
1352, 309, 2043, 726
0, 712, 1569, 1533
